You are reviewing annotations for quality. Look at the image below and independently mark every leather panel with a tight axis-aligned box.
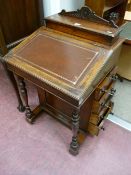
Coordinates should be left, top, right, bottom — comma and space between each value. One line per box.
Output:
15, 34, 98, 85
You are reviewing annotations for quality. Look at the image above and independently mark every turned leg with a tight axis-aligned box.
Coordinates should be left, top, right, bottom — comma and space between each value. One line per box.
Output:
1, 62, 25, 112
16, 76, 33, 122
0, 25, 24, 112
69, 110, 80, 156
8, 71, 25, 112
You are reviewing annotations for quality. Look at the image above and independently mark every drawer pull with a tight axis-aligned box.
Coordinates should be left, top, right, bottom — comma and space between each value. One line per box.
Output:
100, 88, 116, 95
101, 103, 112, 108
110, 75, 118, 81
110, 88, 116, 94
100, 88, 116, 108
110, 112, 114, 115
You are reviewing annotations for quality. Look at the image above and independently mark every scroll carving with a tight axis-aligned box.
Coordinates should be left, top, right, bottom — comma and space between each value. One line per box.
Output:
59, 6, 118, 28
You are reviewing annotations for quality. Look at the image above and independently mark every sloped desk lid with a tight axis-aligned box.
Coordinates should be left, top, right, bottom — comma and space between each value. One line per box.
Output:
4, 27, 122, 106
14, 33, 98, 85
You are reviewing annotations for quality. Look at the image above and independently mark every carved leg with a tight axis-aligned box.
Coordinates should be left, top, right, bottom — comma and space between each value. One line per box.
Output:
1, 62, 25, 112
69, 110, 80, 156
16, 76, 33, 122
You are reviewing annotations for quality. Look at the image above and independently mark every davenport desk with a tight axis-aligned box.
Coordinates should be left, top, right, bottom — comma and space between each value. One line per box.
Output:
3, 9, 124, 155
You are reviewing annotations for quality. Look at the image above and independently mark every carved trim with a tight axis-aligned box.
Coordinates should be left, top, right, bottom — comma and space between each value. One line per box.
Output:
59, 6, 118, 28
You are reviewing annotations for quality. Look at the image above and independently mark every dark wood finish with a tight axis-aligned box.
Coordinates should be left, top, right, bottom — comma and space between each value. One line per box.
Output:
0, 0, 42, 55
0, 25, 8, 56
69, 110, 80, 155
15, 75, 33, 120
0, 0, 41, 44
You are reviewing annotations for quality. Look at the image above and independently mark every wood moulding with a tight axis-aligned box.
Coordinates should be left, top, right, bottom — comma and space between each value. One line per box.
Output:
59, 6, 118, 28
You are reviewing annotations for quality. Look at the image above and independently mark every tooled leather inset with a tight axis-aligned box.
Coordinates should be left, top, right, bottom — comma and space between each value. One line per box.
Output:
14, 34, 98, 85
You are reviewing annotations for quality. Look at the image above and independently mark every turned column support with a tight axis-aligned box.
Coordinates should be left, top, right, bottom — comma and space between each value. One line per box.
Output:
1, 62, 25, 112
16, 75, 33, 122
9, 71, 25, 112
69, 109, 80, 156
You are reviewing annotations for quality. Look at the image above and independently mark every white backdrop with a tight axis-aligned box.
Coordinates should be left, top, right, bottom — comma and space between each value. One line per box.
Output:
43, 0, 85, 17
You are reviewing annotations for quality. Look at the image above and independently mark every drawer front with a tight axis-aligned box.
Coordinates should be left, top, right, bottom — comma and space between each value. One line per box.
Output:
92, 83, 116, 114
87, 121, 104, 136
89, 101, 114, 125
87, 102, 113, 136
95, 67, 117, 101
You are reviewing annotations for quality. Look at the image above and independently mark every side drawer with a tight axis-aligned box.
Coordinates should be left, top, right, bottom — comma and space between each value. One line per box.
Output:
87, 121, 104, 136
87, 102, 113, 136
89, 101, 114, 125
95, 67, 117, 101
92, 82, 116, 114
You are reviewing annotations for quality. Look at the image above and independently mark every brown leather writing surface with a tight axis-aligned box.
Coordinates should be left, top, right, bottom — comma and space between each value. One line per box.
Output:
15, 33, 98, 85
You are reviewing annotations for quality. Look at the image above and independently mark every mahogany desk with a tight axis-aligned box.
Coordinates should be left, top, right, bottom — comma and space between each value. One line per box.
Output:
3, 27, 123, 155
